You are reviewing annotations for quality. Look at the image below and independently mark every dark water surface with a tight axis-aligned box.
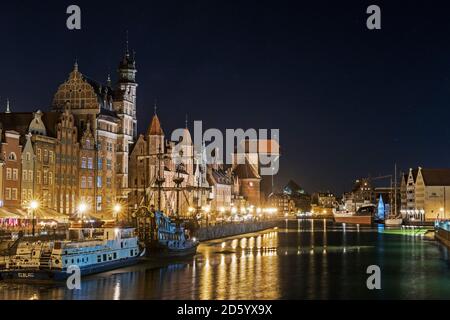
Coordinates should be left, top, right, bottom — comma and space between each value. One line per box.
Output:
1, 219, 450, 300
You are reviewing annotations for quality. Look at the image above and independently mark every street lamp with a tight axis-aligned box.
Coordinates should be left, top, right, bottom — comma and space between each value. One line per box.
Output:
78, 202, 88, 220
30, 200, 39, 237
203, 206, 211, 226
113, 204, 122, 222
219, 207, 225, 224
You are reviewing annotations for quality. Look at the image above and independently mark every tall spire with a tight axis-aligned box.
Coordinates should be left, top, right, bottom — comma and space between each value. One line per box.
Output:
74, 58, 78, 72
125, 30, 130, 57
5, 99, 11, 113
154, 99, 158, 115
107, 74, 112, 87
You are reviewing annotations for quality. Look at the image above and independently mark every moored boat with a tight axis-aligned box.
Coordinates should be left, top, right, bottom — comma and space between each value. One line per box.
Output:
0, 224, 142, 282
333, 213, 373, 225
135, 208, 199, 257
385, 218, 403, 227
333, 204, 375, 225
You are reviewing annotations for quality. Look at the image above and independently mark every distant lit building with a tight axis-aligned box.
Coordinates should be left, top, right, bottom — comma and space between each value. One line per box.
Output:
341, 178, 375, 212
400, 167, 450, 221
232, 139, 280, 207
312, 192, 336, 208
282, 180, 311, 212
268, 193, 295, 215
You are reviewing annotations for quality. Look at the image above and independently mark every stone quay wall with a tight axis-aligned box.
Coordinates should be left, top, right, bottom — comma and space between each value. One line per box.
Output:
193, 220, 280, 242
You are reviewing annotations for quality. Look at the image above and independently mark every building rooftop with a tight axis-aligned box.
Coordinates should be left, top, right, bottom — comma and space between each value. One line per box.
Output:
147, 114, 164, 136
421, 168, 450, 186
233, 162, 261, 180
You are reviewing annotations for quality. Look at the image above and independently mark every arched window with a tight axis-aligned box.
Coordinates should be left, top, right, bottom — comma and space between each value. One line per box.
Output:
26, 152, 31, 161
8, 152, 17, 161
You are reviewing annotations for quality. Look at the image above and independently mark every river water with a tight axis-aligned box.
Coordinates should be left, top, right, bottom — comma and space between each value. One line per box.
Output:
1, 219, 450, 300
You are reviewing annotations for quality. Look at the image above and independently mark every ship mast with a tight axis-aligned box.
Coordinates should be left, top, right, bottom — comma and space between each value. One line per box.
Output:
394, 163, 397, 218
155, 143, 165, 212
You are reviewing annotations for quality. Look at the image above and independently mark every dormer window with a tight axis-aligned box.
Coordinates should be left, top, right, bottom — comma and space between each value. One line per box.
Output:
8, 152, 17, 161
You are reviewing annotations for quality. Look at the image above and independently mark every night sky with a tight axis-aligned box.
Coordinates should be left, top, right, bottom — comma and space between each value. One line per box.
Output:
1, 0, 450, 195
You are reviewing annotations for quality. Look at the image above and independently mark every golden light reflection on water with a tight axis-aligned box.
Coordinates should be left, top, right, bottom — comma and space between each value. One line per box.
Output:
113, 281, 121, 300
198, 230, 280, 300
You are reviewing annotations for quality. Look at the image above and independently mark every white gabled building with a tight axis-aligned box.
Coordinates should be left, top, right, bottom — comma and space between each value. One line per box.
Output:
400, 167, 450, 221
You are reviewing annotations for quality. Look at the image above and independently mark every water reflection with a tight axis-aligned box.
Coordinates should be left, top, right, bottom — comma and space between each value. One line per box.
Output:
1, 219, 450, 300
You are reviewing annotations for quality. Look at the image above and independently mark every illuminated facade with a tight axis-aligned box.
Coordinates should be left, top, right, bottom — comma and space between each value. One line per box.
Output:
0, 45, 138, 218
129, 113, 211, 217
400, 167, 450, 221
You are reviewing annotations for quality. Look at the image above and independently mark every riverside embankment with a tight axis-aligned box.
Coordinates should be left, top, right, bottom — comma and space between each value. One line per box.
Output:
193, 220, 280, 241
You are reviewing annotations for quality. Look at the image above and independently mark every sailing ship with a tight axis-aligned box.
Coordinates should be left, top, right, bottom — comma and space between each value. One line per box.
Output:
384, 165, 403, 227
0, 222, 142, 281
132, 143, 204, 257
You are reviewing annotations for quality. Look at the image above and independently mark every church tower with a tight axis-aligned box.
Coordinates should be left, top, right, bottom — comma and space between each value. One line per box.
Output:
113, 38, 138, 200
115, 38, 138, 140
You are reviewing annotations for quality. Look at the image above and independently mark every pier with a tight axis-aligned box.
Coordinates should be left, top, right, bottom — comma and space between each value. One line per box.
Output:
435, 222, 450, 248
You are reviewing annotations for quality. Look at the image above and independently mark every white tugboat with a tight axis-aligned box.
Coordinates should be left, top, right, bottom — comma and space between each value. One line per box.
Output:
0, 222, 142, 282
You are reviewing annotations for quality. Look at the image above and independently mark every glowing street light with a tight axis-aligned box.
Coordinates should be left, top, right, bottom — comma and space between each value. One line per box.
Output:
113, 204, 122, 221
29, 200, 39, 236
30, 200, 39, 210
78, 202, 88, 219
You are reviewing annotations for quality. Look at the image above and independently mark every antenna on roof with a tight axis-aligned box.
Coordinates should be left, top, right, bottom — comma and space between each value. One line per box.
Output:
185, 114, 188, 129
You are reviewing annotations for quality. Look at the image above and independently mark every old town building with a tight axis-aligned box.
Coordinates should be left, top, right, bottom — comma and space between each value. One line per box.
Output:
1, 130, 22, 208
129, 112, 211, 218
0, 45, 138, 219
400, 167, 450, 221
268, 193, 295, 215
207, 165, 233, 212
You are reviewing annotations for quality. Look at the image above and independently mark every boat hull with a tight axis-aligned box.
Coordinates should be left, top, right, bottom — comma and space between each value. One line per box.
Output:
146, 242, 199, 258
385, 218, 403, 227
0, 257, 140, 282
333, 214, 372, 225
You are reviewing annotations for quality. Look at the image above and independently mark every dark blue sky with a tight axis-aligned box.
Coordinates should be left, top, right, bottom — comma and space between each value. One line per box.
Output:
1, 0, 450, 194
